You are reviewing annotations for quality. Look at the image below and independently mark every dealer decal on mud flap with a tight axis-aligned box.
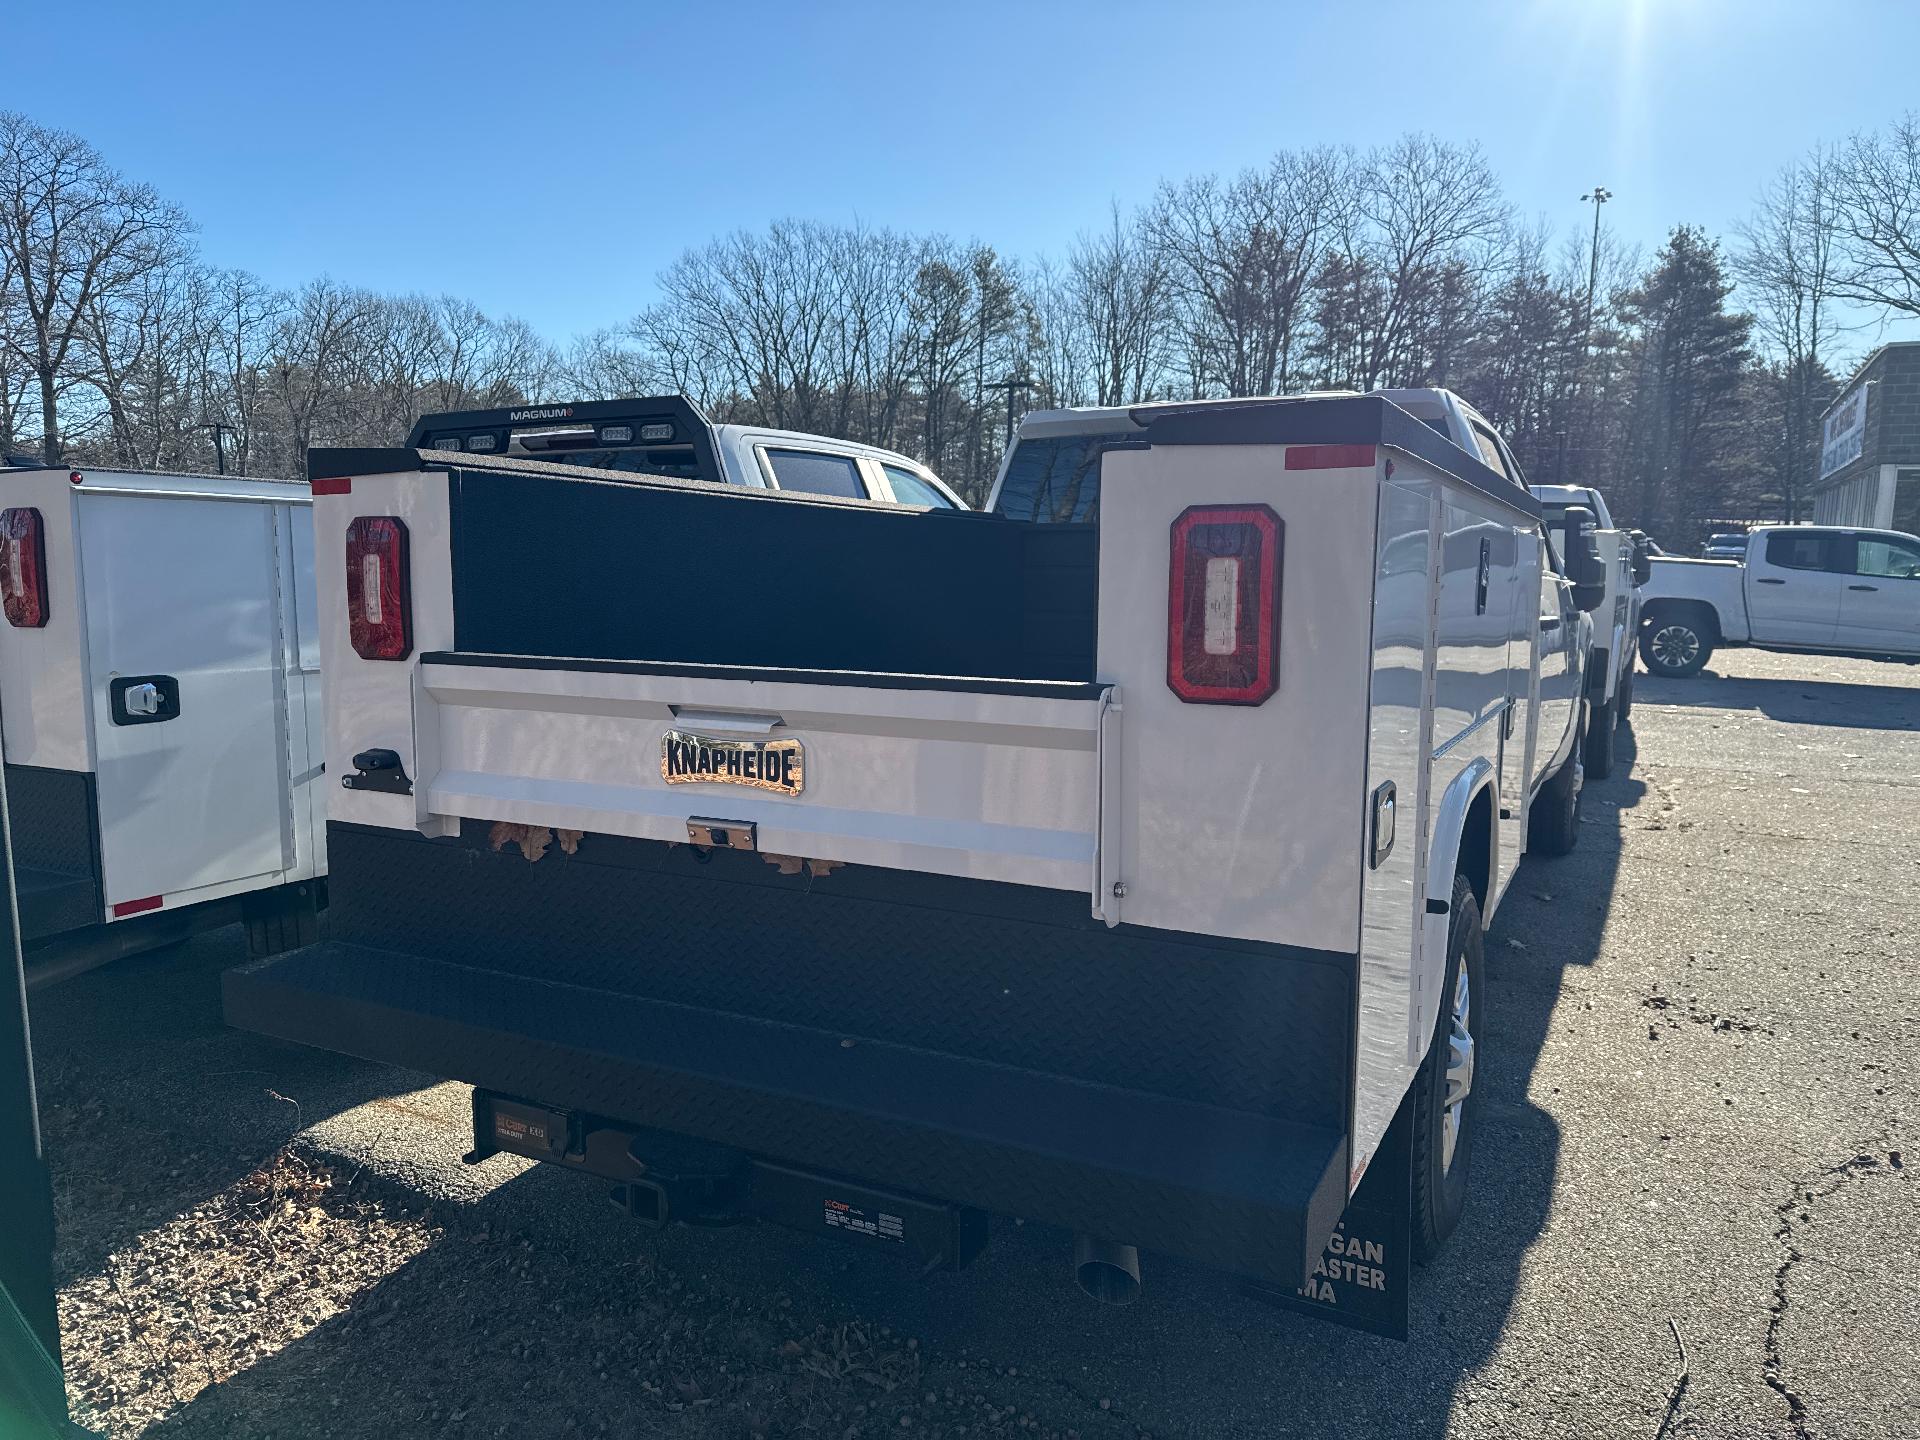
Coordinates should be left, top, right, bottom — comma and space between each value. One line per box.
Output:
661, 729, 806, 796
1243, 1094, 1413, 1339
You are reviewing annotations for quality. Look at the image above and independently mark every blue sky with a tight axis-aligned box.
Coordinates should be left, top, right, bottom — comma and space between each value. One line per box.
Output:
9, 0, 1918, 350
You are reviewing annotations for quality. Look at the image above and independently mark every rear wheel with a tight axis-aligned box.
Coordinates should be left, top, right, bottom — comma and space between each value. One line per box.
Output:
1639, 615, 1712, 678
1412, 872, 1482, 1263
1584, 697, 1617, 779
1529, 713, 1584, 856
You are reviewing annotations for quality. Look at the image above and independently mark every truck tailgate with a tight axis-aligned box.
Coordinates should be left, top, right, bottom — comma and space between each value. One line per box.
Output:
416, 652, 1116, 901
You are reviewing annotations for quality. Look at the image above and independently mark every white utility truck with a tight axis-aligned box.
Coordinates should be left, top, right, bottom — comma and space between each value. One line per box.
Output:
1530, 484, 1650, 779
407, 395, 966, 507
1639, 525, 1920, 677
226, 391, 1597, 1338
0, 465, 327, 984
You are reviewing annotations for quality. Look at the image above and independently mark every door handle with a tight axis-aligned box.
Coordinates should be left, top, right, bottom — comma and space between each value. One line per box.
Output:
1539, 616, 1562, 632
1848, 583, 1880, 592
109, 674, 180, 725
1754, 577, 1786, 585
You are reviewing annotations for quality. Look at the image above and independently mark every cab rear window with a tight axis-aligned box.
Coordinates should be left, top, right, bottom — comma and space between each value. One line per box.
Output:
994, 433, 1133, 524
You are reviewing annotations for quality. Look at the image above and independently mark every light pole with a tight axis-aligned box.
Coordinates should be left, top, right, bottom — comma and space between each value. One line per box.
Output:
200, 420, 236, 476
1579, 187, 1612, 351
984, 374, 1034, 448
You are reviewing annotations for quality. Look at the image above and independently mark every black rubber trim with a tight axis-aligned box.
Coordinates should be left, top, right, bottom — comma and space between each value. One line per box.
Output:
420, 650, 1111, 700
1130, 394, 1541, 519
3, 765, 102, 941
224, 940, 1349, 1288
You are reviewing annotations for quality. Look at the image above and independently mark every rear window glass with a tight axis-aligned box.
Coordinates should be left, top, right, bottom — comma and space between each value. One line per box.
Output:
1764, 532, 1823, 569
994, 433, 1133, 524
765, 449, 866, 499
545, 446, 707, 481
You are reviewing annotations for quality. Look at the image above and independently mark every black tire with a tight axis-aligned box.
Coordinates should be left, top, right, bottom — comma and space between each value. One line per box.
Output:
1639, 614, 1712, 678
1412, 872, 1483, 1263
1529, 712, 1584, 856
1616, 669, 1634, 723
1584, 696, 1616, 779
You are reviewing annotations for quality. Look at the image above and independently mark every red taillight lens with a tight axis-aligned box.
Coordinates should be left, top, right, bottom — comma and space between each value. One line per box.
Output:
345, 516, 411, 660
1167, 504, 1282, 705
0, 507, 49, 628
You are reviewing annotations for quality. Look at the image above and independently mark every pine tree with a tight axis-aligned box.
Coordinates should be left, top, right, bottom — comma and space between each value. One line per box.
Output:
1614, 228, 1754, 538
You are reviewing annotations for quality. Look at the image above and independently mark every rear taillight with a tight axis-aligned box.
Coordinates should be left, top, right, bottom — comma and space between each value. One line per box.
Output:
0, 507, 49, 628
345, 516, 411, 660
1167, 504, 1282, 705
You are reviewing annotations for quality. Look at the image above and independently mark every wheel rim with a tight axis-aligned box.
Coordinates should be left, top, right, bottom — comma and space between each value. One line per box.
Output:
1649, 624, 1699, 671
1442, 961, 1474, 1174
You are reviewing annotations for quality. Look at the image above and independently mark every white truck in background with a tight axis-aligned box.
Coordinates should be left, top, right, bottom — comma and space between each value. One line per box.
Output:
0, 465, 326, 985
406, 395, 966, 507
1530, 484, 1651, 779
227, 389, 1600, 1338
1639, 525, 1920, 677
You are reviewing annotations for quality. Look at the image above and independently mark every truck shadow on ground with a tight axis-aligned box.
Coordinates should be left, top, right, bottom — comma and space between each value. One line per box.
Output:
30, 925, 425, 1287
66, 741, 1647, 1440
1641, 670, 1920, 730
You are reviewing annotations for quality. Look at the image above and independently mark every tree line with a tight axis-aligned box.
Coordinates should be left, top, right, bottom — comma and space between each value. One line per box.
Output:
5, 110, 1920, 538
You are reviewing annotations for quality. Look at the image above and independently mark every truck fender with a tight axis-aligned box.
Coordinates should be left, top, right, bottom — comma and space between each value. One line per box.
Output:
1413, 756, 1497, 1062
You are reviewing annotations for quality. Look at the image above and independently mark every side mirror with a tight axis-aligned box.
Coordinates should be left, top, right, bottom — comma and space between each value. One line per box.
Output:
1557, 506, 1608, 612
1628, 530, 1653, 585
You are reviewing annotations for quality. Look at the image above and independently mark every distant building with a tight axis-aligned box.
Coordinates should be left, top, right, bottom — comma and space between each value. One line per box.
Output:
1811, 341, 1920, 532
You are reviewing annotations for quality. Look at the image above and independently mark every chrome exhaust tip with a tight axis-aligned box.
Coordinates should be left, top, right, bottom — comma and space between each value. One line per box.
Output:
1073, 1234, 1141, 1306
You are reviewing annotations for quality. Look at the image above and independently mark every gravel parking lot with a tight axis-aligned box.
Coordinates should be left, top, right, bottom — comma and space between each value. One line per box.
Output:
27, 647, 1918, 1440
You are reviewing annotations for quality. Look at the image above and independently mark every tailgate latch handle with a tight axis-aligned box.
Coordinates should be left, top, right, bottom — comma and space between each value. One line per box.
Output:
343, 747, 413, 795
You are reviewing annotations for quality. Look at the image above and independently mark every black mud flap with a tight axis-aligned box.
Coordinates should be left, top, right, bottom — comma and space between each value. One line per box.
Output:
1243, 1094, 1412, 1340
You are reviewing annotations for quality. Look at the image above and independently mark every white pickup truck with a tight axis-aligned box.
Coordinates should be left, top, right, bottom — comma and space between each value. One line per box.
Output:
226, 389, 1596, 1338
407, 395, 966, 507
1530, 485, 1650, 779
1639, 525, 1920, 677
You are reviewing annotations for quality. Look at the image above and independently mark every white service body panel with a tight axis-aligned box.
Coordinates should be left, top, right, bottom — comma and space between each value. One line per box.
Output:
0, 468, 325, 930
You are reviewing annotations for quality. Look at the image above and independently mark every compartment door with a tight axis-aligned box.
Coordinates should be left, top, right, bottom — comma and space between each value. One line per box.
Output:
81, 495, 290, 910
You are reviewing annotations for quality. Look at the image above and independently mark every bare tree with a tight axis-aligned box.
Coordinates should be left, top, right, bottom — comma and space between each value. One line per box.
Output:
1340, 135, 1508, 390
1736, 149, 1844, 520
1149, 147, 1340, 397
1830, 113, 1920, 318
0, 112, 189, 463
1069, 202, 1168, 405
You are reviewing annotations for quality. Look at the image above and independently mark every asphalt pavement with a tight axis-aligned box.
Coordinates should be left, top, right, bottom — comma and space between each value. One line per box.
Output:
27, 646, 1918, 1440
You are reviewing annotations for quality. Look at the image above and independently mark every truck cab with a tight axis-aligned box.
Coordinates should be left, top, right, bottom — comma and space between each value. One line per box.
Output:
1531, 484, 1645, 778
407, 396, 965, 508
1640, 525, 1920, 676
